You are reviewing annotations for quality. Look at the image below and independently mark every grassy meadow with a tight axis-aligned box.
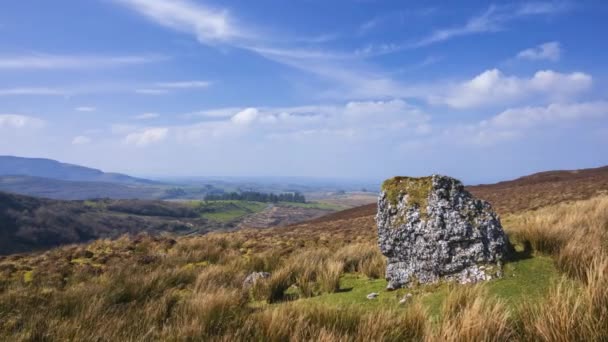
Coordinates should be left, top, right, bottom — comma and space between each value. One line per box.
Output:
0, 196, 607, 341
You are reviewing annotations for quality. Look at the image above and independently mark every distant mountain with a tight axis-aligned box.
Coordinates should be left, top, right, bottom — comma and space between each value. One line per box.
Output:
0, 155, 155, 184
0, 175, 166, 200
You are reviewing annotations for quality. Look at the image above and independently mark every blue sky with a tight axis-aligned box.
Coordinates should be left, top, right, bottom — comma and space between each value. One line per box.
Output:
1, 0, 607, 183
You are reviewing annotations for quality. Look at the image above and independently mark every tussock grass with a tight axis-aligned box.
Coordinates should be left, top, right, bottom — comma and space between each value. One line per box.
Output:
505, 195, 608, 279
435, 285, 514, 342
0, 195, 607, 341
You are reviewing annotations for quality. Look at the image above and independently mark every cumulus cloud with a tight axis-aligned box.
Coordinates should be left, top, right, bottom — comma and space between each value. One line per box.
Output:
517, 41, 561, 61
231, 108, 259, 125
124, 127, 169, 146
430, 69, 592, 109
0, 114, 45, 129
487, 101, 608, 128
192, 99, 431, 141
72, 136, 92, 145
438, 101, 608, 146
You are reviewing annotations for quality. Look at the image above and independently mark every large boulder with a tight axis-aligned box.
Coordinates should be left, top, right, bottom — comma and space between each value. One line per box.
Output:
377, 175, 508, 289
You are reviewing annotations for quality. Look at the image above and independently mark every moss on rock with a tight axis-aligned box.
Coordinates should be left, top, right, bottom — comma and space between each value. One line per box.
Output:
382, 176, 433, 216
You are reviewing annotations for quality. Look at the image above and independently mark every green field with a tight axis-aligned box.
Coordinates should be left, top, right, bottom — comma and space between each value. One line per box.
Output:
192, 200, 268, 222
275, 201, 347, 211
296, 255, 560, 316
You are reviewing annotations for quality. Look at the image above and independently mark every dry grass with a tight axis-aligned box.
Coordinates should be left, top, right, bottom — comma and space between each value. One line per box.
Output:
434, 285, 514, 342
518, 257, 608, 342
0, 195, 607, 341
505, 195, 608, 279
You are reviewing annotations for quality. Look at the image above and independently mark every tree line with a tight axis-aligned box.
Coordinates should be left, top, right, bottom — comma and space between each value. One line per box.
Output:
204, 191, 306, 203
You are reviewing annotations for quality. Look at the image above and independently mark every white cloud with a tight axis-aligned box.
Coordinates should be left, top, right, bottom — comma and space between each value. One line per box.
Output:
135, 88, 169, 95
433, 101, 608, 147
155, 81, 211, 88
0, 87, 67, 96
517, 41, 561, 61
124, 127, 169, 147
75, 106, 96, 112
134, 113, 160, 120
0, 114, 45, 129
0, 54, 164, 69
185, 107, 243, 119
487, 101, 608, 128
430, 69, 592, 109
414, 3, 569, 47
113, 0, 245, 44
72, 136, 92, 145
231, 108, 259, 125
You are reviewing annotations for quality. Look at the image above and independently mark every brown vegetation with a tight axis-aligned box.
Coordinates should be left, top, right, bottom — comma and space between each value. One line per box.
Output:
469, 165, 608, 214
1, 180, 607, 340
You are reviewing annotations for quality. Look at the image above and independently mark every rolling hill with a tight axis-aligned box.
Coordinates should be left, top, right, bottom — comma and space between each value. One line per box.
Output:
0, 175, 168, 200
0, 191, 221, 255
0, 155, 154, 184
311, 164, 608, 222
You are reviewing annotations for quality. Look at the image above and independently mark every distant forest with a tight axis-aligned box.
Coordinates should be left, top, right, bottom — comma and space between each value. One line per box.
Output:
204, 191, 306, 203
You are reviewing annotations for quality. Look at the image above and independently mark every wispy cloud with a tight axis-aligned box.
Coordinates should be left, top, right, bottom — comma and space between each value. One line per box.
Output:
0, 114, 45, 129
113, 0, 249, 44
0, 87, 67, 96
517, 41, 561, 61
124, 127, 169, 146
134, 113, 160, 120
414, 2, 569, 48
72, 136, 92, 145
155, 80, 211, 88
75, 106, 97, 112
135, 88, 169, 95
0, 54, 165, 70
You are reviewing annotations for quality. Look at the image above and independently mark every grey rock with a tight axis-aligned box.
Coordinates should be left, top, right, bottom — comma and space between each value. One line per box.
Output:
377, 175, 508, 289
366, 292, 379, 300
243, 272, 271, 288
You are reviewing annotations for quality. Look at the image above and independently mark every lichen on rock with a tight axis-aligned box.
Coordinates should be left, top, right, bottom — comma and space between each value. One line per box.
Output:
377, 174, 509, 290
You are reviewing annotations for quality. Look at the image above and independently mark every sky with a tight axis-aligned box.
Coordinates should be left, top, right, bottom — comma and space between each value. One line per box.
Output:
1, 0, 607, 184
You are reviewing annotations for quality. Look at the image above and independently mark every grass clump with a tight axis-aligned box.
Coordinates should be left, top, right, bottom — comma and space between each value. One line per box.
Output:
504, 195, 608, 279
0, 195, 607, 341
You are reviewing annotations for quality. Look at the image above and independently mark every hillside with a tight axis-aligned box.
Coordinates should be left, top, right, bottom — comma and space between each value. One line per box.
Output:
0, 191, 605, 340
468, 165, 608, 214
0, 156, 154, 185
312, 164, 608, 221
0, 192, 224, 255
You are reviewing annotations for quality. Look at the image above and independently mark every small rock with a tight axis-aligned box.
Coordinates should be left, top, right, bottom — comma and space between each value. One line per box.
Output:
243, 272, 271, 288
366, 292, 379, 300
399, 293, 413, 305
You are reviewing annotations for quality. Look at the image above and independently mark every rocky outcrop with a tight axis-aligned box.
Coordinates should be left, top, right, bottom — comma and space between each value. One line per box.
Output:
377, 175, 508, 289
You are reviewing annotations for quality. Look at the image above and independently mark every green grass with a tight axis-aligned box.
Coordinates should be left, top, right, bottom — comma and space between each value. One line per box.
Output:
298, 255, 560, 316
193, 200, 268, 222
276, 201, 346, 211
